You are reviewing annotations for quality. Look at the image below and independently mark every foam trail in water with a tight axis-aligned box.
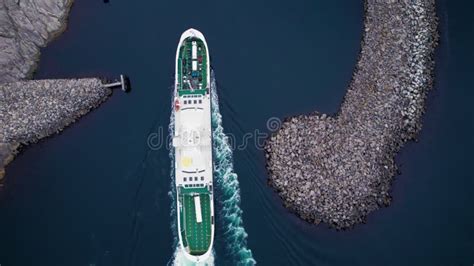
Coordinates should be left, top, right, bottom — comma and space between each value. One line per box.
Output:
210, 71, 256, 265
167, 90, 215, 266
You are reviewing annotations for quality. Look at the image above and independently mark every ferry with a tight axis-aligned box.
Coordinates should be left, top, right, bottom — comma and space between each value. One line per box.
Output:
173, 28, 214, 263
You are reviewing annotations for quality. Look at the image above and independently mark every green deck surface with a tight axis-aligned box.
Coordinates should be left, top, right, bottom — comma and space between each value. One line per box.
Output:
177, 37, 208, 97
180, 192, 212, 255
182, 187, 210, 194
178, 89, 207, 96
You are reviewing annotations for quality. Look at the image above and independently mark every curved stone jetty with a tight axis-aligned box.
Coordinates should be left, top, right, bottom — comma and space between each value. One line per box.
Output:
265, 0, 438, 229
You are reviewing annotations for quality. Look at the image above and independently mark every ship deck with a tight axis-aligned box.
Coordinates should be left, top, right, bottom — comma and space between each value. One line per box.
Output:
177, 37, 208, 96
179, 187, 212, 255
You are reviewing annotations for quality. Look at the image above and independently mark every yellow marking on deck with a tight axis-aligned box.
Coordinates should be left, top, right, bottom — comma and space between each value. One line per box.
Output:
181, 156, 193, 167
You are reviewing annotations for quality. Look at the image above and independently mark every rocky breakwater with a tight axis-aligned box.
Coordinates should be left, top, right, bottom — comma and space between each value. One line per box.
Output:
0, 79, 112, 180
265, 0, 438, 229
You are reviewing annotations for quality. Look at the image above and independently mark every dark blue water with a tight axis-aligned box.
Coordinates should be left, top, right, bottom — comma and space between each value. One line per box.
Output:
1, 0, 472, 265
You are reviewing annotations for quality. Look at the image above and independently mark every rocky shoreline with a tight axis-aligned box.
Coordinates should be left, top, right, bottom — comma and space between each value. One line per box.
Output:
0, 0, 114, 181
265, 0, 438, 229
0, 0, 74, 82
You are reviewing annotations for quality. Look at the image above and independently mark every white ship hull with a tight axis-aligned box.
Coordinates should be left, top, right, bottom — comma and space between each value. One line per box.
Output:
173, 28, 214, 263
